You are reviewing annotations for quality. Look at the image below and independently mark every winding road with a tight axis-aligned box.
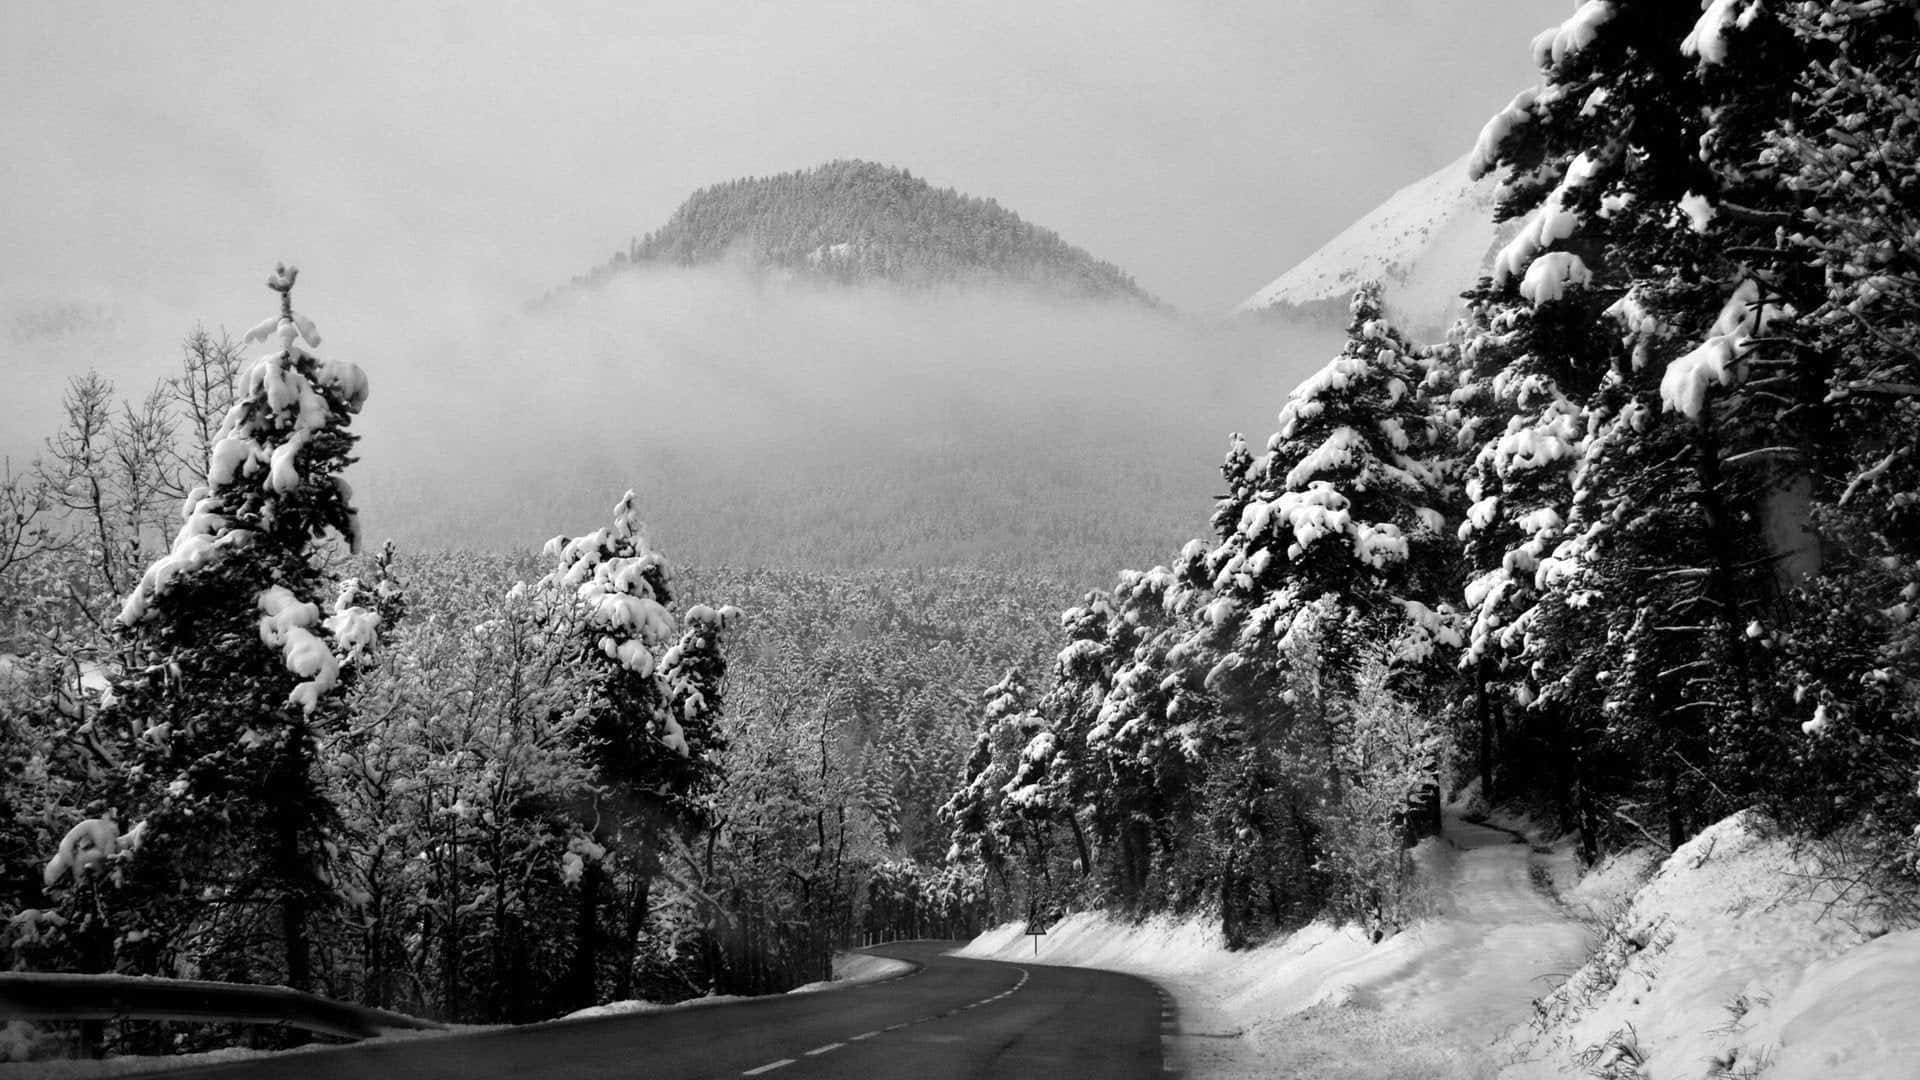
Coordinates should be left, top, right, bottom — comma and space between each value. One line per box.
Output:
126, 942, 1170, 1080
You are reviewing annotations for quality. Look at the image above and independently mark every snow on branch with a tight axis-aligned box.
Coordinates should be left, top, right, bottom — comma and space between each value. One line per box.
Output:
1493, 153, 1600, 288
1468, 88, 1539, 180
1531, 1, 1617, 71
1659, 280, 1788, 419
42, 817, 145, 887
1682, 0, 1764, 66
259, 585, 342, 713
1519, 251, 1593, 307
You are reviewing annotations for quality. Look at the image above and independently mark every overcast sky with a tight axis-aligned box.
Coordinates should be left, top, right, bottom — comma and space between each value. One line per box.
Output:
2, 0, 1563, 326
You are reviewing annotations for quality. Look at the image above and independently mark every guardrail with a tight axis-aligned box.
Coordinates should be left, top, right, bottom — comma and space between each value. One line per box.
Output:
0, 971, 443, 1043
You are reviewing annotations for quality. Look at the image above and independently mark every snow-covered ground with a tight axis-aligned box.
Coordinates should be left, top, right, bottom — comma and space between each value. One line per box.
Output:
1497, 811, 1920, 1080
961, 809, 1591, 1078
792, 949, 917, 992
959, 807, 1920, 1079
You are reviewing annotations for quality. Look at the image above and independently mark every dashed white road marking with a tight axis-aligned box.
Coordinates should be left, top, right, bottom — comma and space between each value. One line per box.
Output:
739, 959, 1036, 1073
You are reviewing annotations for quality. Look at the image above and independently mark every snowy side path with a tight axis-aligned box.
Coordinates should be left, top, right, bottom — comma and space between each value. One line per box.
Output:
958, 810, 1592, 1079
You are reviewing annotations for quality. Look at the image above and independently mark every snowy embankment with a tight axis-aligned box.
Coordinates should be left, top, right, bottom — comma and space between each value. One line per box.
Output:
1497, 811, 1920, 1080
960, 807, 1920, 1079
0, 951, 911, 1078
960, 810, 1592, 1079
572, 948, 914, 1014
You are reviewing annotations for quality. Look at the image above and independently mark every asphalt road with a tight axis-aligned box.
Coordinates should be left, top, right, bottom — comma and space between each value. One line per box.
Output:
125, 941, 1171, 1079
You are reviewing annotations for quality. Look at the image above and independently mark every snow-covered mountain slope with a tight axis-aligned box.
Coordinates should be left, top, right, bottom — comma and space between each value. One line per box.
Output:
1236, 151, 1503, 336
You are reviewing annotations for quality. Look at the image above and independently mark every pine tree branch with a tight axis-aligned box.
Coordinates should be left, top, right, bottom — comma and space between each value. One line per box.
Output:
1721, 446, 1803, 466
1610, 809, 1671, 854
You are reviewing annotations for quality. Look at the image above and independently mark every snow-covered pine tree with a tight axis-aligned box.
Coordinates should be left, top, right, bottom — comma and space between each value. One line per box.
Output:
59, 265, 375, 989
1203, 284, 1456, 697
995, 591, 1115, 895
1740, 3, 1920, 843
1080, 564, 1210, 907
540, 490, 733, 1009
1461, 1, 1826, 848
940, 668, 1037, 885
1448, 250, 1614, 812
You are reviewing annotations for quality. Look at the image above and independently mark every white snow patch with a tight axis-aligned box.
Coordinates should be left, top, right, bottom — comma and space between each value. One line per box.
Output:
1660, 279, 1779, 419
1678, 191, 1717, 232
1532, 1, 1617, 69
257, 586, 341, 713
1518, 250, 1592, 307
42, 819, 121, 887
789, 951, 916, 993
1682, 0, 1762, 66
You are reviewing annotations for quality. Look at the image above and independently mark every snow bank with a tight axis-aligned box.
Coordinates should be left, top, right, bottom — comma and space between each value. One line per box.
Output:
959, 811, 1591, 1079
1498, 810, 1919, 1080
566, 950, 907, 1015
557, 996, 748, 1020
825, 950, 915, 985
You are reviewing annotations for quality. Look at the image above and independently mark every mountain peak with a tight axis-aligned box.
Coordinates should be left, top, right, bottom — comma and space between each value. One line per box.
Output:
552, 161, 1158, 305
1236, 152, 1504, 336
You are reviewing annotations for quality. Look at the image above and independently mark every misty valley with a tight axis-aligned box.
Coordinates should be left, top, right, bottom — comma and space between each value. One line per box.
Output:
6, 5, 1920, 1079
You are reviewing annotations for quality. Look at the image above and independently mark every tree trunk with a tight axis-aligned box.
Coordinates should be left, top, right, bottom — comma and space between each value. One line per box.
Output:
613, 872, 652, 1000
1475, 657, 1495, 802
273, 730, 314, 993
566, 859, 604, 1013
1067, 812, 1094, 878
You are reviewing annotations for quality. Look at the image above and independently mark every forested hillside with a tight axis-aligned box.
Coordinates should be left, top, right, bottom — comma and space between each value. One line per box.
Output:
0, 270, 1066, 1052
945, 0, 1920, 949
547, 159, 1156, 304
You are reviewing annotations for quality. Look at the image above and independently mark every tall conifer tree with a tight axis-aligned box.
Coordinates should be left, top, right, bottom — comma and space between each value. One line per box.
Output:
73, 265, 376, 987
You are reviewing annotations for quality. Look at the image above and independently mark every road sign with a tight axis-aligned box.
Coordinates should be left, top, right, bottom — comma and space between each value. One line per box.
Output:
1025, 920, 1047, 955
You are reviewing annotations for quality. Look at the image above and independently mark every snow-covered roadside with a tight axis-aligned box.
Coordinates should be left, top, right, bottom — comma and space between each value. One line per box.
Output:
961, 807, 1920, 1080
574, 947, 914, 1012
959, 810, 1594, 1079
0, 950, 911, 1078
1497, 811, 1920, 1080
789, 948, 916, 993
